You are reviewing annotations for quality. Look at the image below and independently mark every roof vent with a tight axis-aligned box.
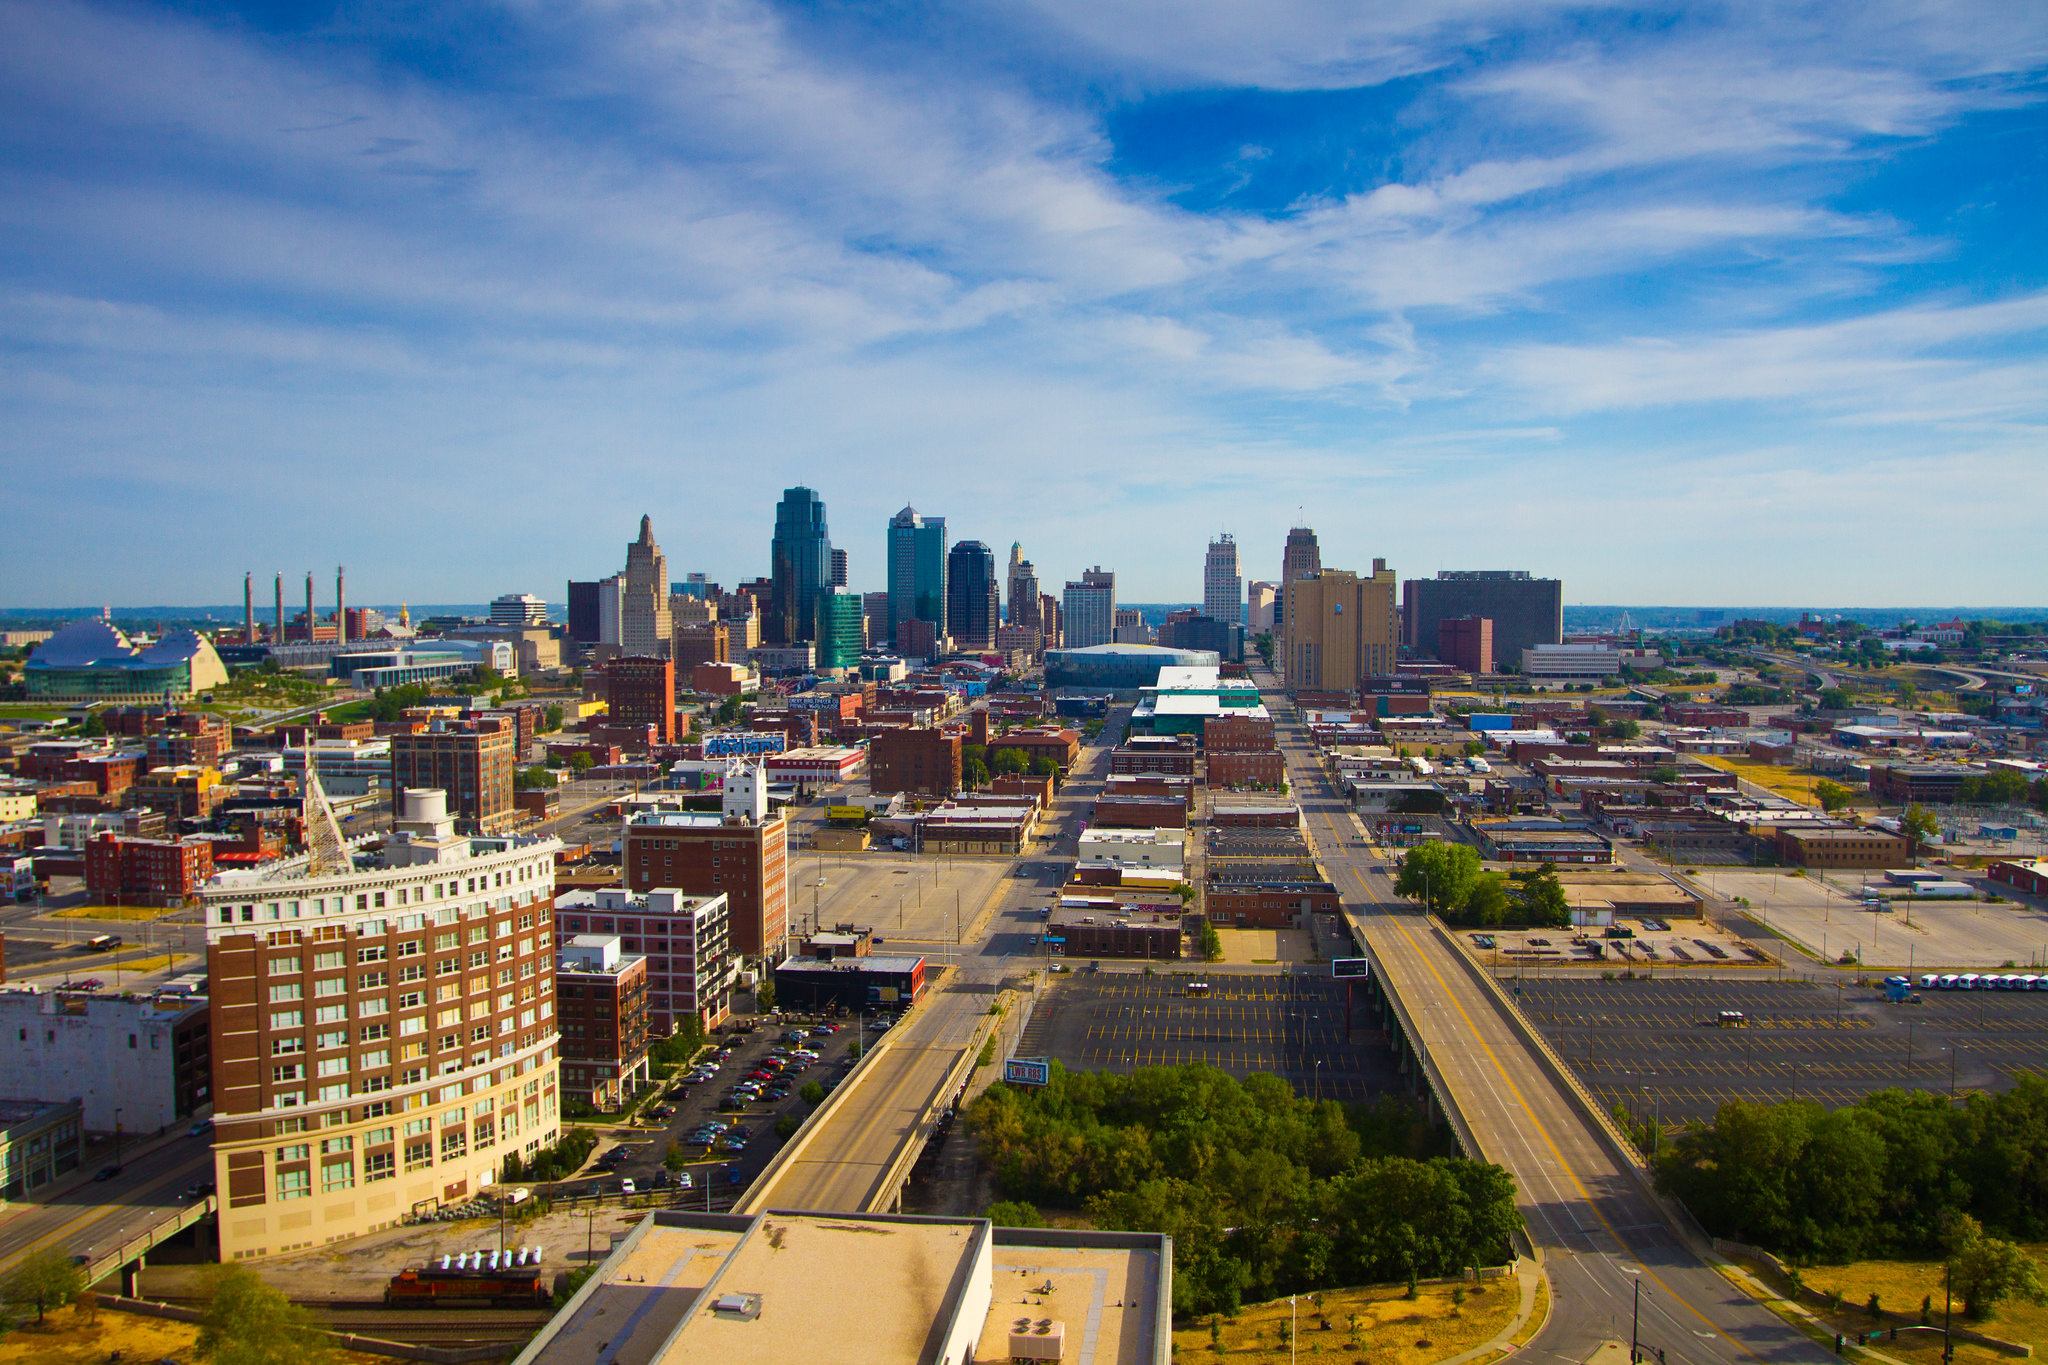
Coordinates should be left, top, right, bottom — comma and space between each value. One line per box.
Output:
709, 1292, 761, 1320
1008, 1318, 1065, 1360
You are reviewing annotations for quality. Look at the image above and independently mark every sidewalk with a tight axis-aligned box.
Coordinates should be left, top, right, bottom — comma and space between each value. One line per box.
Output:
1437, 1264, 1547, 1365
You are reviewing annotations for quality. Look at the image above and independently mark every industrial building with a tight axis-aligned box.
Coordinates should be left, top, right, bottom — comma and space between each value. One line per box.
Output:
0, 990, 212, 1132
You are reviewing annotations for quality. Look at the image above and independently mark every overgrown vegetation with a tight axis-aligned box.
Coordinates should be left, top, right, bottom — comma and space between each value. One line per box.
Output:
1656, 1078, 2048, 1296
503, 1125, 598, 1183
968, 1064, 1518, 1316
197, 1264, 334, 1365
1392, 844, 1569, 928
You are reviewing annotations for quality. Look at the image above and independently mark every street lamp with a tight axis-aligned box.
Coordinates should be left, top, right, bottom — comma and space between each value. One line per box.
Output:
112, 1106, 125, 1174
1624, 1268, 1644, 1364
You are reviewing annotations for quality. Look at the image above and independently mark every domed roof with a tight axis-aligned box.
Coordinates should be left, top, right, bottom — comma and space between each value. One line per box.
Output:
136, 629, 209, 665
28, 617, 134, 669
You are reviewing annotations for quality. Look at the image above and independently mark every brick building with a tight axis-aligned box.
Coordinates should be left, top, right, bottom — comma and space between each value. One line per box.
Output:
672, 622, 731, 672
1775, 828, 1912, 869
1868, 764, 1973, 805
555, 936, 651, 1110
1202, 716, 1275, 752
85, 831, 215, 904
1047, 906, 1183, 959
621, 766, 789, 961
390, 719, 517, 832
1202, 878, 1341, 928
869, 727, 962, 797
1092, 795, 1188, 829
1437, 617, 1494, 675
1110, 738, 1199, 776
985, 727, 1081, 772
1206, 751, 1286, 788
554, 888, 735, 1033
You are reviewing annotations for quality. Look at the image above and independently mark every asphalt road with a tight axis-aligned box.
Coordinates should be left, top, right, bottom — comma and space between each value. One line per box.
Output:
0, 1129, 215, 1276
1257, 670, 1836, 1365
740, 705, 1127, 1214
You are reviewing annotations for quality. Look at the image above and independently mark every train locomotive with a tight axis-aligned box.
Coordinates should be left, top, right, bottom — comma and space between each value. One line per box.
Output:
384, 1248, 552, 1307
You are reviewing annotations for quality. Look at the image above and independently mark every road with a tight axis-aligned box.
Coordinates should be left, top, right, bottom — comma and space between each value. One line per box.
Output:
743, 706, 1126, 1213
1257, 670, 1833, 1365
0, 1129, 215, 1276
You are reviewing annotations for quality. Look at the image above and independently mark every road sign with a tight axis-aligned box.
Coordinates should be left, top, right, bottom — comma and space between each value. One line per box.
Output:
1331, 958, 1371, 979
1004, 1057, 1051, 1087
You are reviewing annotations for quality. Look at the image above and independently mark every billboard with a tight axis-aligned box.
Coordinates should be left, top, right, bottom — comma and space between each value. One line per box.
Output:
1330, 958, 1372, 979
1004, 1057, 1051, 1086
789, 693, 843, 712
827, 805, 867, 822
703, 731, 786, 757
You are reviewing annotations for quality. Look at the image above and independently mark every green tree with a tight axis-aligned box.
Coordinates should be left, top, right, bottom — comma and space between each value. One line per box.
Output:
567, 751, 595, 774
1818, 688, 1851, 710
1813, 779, 1854, 813
197, 1264, 334, 1365
963, 756, 991, 789
1519, 865, 1569, 928
79, 710, 107, 738
1393, 842, 1483, 917
986, 1199, 1048, 1228
1460, 873, 1511, 927
754, 978, 775, 1012
514, 765, 558, 791
1198, 923, 1223, 962
1950, 1217, 2048, 1319
1030, 755, 1060, 777
1896, 682, 1919, 707
1902, 803, 1939, 849
990, 747, 1029, 777
5, 1244, 84, 1323
800, 1080, 826, 1105
541, 704, 564, 732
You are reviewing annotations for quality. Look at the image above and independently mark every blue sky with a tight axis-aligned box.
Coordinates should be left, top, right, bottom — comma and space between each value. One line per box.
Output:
3, 0, 2046, 608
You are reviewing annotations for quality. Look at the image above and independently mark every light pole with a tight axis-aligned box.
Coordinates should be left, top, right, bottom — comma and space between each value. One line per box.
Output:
112, 1106, 124, 1173
1627, 1269, 1644, 1364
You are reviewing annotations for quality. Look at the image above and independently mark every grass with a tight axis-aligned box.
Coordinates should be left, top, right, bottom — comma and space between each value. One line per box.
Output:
1173, 1279, 1518, 1365
0, 1301, 390, 1365
1725, 1250, 2045, 1365
1695, 757, 1838, 808
47, 904, 184, 922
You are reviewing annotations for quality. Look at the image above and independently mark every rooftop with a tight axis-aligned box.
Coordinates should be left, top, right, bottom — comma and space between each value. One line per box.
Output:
776, 955, 927, 974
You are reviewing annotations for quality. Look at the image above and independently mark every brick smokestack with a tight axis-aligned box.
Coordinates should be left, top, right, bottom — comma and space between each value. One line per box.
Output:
337, 565, 347, 646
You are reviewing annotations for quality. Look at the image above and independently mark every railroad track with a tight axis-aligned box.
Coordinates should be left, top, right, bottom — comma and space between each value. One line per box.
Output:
150, 1299, 552, 1341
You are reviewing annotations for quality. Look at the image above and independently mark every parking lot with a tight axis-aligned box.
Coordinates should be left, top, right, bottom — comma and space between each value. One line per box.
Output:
1705, 869, 2048, 969
1015, 971, 1404, 1103
782, 849, 1014, 952
1516, 975, 2048, 1130
1471, 920, 1772, 970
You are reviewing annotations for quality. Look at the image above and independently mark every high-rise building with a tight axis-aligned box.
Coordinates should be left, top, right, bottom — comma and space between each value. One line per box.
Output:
1039, 592, 1062, 648
1282, 559, 1398, 696
553, 888, 736, 1034
814, 590, 864, 672
595, 575, 624, 647
1247, 581, 1277, 634
390, 719, 517, 832
887, 506, 947, 641
946, 541, 1000, 651
621, 517, 672, 657
768, 487, 834, 646
1113, 608, 1151, 645
830, 548, 849, 588
860, 591, 892, 648
1279, 527, 1321, 627
554, 936, 649, 1109
1438, 617, 1495, 675
1204, 535, 1243, 625
1062, 568, 1116, 649
1401, 571, 1563, 668
1007, 544, 1040, 629
603, 656, 676, 744
199, 787, 564, 1262
489, 594, 548, 628
566, 581, 603, 644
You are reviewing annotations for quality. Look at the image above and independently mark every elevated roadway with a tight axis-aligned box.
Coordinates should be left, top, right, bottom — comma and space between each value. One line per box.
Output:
1259, 672, 1831, 1365
740, 706, 1127, 1214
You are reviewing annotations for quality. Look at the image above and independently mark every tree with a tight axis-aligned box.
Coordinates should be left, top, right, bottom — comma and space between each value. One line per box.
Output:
1519, 865, 1570, 928
990, 747, 1029, 777
197, 1264, 334, 1365
754, 978, 776, 1012
1460, 873, 1512, 927
1030, 755, 1060, 777
1896, 682, 1919, 707
542, 704, 565, 733
1198, 923, 1223, 962
963, 756, 991, 789
1902, 803, 1939, 850
1393, 842, 1483, 917
514, 766, 558, 791
1818, 688, 1850, 710
1813, 779, 1854, 813
5, 1244, 83, 1323
986, 1200, 1047, 1228
567, 751, 595, 774
79, 710, 107, 738
1950, 1217, 2048, 1319
800, 1081, 826, 1105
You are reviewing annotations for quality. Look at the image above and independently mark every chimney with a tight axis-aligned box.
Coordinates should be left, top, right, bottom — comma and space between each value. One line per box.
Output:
243, 573, 254, 644
337, 565, 348, 646
305, 572, 315, 644
274, 573, 284, 644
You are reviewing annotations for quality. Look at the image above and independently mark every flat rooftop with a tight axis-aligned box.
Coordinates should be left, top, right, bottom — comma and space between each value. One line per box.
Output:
517, 1213, 1170, 1365
776, 955, 926, 974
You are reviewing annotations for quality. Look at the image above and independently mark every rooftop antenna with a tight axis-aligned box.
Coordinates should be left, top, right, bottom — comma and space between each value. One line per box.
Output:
301, 763, 350, 877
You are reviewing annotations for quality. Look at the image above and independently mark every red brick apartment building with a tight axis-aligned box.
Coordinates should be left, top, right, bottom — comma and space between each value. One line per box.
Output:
85, 831, 215, 904
869, 727, 962, 797
390, 719, 516, 832
1202, 716, 1276, 751
555, 936, 650, 1109
623, 815, 789, 960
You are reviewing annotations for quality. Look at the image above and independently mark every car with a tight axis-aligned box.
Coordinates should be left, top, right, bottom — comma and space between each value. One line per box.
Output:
93, 1166, 119, 1182
620, 1178, 636, 1195
719, 1137, 747, 1153
650, 1170, 672, 1188
188, 1119, 213, 1137
184, 1180, 216, 1199
676, 1171, 694, 1190
646, 1104, 675, 1120
764, 1085, 791, 1101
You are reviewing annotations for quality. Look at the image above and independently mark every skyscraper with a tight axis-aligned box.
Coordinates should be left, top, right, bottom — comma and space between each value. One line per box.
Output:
887, 506, 948, 641
1062, 567, 1116, 648
1401, 571, 1563, 668
566, 580, 603, 643
1279, 527, 1321, 629
621, 516, 672, 657
1204, 534, 1243, 625
1246, 581, 1277, 633
1007, 545, 1040, 628
769, 487, 834, 645
815, 590, 863, 671
1282, 559, 1398, 695
946, 541, 1000, 651
830, 548, 849, 588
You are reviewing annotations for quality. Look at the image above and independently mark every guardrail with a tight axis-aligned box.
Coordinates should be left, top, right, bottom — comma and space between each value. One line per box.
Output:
81, 1197, 215, 1289
731, 1010, 906, 1216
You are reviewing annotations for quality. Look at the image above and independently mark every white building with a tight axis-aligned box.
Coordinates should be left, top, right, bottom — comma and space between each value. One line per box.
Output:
1077, 827, 1187, 873
489, 594, 549, 628
282, 739, 393, 798
1063, 568, 1117, 649
1520, 644, 1666, 681
0, 990, 211, 1133
1204, 534, 1243, 625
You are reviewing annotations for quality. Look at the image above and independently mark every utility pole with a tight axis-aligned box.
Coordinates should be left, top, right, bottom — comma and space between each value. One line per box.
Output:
1630, 1274, 1643, 1364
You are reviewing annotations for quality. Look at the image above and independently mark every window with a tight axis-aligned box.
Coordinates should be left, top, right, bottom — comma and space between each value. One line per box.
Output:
316, 1058, 349, 1078
357, 945, 387, 963
313, 950, 344, 971
272, 1037, 304, 1056
276, 1143, 310, 1162
278, 1168, 310, 1200
404, 1140, 433, 1172
268, 983, 302, 1003
268, 955, 301, 975
359, 997, 388, 1017
399, 1016, 426, 1036
398, 992, 424, 1010
272, 1064, 305, 1082
434, 932, 459, 951
440, 1130, 466, 1158
397, 963, 425, 983
361, 1049, 390, 1069
321, 1158, 354, 1192
359, 971, 388, 990
314, 1004, 348, 1025
360, 1023, 390, 1042
315, 1030, 347, 1051
367, 1126, 395, 1145
401, 1067, 425, 1085
320, 1135, 353, 1155
314, 978, 346, 997
365, 1150, 395, 1182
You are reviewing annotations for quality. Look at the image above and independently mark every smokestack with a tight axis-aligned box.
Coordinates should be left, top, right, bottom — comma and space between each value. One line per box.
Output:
243, 573, 254, 644
274, 573, 284, 644
305, 571, 314, 644
337, 565, 347, 646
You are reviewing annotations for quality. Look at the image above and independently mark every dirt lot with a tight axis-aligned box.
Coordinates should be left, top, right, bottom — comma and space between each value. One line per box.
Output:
0, 1302, 388, 1365
1013, 970, 1403, 1103
1516, 975, 2048, 1129
1212, 927, 1321, 964
786, 849, 1011, 952
1172, 1277, 1521, 1365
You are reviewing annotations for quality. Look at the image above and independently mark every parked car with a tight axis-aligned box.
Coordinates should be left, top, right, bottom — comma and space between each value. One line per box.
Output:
93, 1166, 119, 1182
620, 1177, 636, 1195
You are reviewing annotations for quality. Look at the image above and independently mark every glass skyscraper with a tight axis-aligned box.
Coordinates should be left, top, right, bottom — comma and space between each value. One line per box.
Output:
946, 540, 1000, 651
887, 506, 947, 644
769, 487, 833, 645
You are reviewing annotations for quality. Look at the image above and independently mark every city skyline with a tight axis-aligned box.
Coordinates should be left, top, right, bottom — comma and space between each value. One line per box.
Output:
3, 4, 2045, 607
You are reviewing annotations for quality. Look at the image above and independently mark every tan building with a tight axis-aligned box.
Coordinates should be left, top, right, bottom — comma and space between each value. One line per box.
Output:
390, 719, 516, 832
1775, 827, 1912, 869
1281, 561, 1397, 696
200, 790, 563, 1261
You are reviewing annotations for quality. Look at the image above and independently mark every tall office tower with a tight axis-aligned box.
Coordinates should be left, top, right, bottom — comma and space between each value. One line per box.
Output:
1062, 567, 1116, 648
489, 593, 548, 627
596, 575, 625, 646
603, 656, 677, 744
887, 506, 948, 641
1281, 527, 1321, 600
830, 548, 849, 589
1007, 547, 1040, 629
815, 590, 864, 671
1246, 581, 1277, 634
945, 541, 1000, 651
200, 785, 563, 1261
1204, 534, 1243, 625
860, 591, 891, 648
1039, 592, 1062, 648
566, 581, 602, 644
1281, 559, 1398, 695
768, 487, 833, 646
1401, 571, 1563, 669
679, 573, 711, 599
621, 516, 673, 657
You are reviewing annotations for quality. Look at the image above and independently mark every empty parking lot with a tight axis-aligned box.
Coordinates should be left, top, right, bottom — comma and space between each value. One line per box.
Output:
1517, 975, 2048, 1130
1013, 971, 1403, 1102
